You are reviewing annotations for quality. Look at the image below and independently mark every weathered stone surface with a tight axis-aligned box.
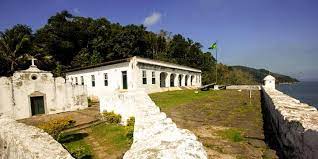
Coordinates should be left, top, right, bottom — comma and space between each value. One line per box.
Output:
122, 90, 207, 159
226, 85, 261, 90
0, 116, 73, 159
262, 87, 318, 159
0, 64, 88, 120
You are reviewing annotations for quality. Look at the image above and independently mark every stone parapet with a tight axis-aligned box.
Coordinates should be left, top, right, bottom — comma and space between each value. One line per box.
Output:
261, 87, 318, 158
0, 117, 73, 159
226, 85, 261, 90
102, 90, 207, 158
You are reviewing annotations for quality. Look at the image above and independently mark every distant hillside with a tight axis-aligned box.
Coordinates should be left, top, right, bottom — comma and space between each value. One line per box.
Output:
230, 66, 299, 84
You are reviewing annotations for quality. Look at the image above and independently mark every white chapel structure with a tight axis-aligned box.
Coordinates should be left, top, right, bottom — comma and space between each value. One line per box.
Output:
65, 56, 202, 99
263, 74, 276, 89
0, 60, 88, 119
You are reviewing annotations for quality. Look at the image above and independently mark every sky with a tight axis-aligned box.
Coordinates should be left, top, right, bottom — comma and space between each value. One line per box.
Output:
1, 0, 317, 81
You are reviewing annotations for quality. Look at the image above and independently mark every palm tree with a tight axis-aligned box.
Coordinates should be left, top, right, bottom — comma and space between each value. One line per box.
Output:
0, 24, 32, 73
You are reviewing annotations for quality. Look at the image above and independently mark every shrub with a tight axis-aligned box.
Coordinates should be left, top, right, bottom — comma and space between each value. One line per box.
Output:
125, 126, 134, 140
102, 111, 122, 124
37, 116, 76, 139
87, 98, 92, 107
126, 117, 135, 126
125, 117, 135, 141
69, 145, 91, 159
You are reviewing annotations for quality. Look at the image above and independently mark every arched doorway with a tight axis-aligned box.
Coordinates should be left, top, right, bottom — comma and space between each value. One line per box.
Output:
178, 74, 183, 86
160, 72, 167, 87
185, 75, 189, 86
170, 74, 176, 87
191, 75, 194, 86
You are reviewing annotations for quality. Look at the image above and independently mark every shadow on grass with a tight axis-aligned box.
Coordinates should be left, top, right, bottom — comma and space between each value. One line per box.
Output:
58, 132, 89, 143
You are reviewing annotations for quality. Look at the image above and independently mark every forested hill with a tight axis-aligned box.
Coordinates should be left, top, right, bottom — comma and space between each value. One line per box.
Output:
230, 66, 299, 84
0, 10, 297, 85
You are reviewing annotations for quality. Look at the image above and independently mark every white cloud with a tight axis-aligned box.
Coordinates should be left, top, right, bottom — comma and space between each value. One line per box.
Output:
143, 12, 162, 27
73, 8, 80, 14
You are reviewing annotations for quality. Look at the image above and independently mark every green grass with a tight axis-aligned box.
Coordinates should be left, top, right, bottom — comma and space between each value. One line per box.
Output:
90, 123, 132, 153
217, 128, 244, 142
150, 90, 215, 110
59, 132, 92, 159
58, 123, 133, 159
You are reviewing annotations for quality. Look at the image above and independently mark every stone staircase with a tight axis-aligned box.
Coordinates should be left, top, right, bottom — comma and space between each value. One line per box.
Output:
123, 90, 207, 159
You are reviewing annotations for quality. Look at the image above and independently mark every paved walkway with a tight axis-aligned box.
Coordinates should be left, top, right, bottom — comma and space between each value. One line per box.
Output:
18, 102, 101, 128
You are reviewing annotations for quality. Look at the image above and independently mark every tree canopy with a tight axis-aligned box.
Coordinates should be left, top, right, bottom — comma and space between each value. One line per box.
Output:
0, 10, 296, 84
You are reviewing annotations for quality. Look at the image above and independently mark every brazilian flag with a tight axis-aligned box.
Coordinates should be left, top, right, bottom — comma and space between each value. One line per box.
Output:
209, 42, 217, 50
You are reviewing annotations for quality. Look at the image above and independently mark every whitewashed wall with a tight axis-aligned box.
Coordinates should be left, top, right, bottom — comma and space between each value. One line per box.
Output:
0, 117, 73, 159
0, 68, 88, 119
66, 57, 202, 97
66, 62, 132, 100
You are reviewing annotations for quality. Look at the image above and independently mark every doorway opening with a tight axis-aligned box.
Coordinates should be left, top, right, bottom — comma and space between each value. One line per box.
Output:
30, 96, 45, 116
160, 72, 167, 88
122, 71, 128, 89
170, 74, 176, 87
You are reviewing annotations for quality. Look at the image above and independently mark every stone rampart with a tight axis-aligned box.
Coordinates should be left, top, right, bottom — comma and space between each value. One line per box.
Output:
0, 117, 73, 159
261, 87, 318, 158
100, 90, 207, 158
226, 85, 261, 90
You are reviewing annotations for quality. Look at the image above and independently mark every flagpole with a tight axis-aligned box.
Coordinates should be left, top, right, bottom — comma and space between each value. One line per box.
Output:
215, 41, 218, 84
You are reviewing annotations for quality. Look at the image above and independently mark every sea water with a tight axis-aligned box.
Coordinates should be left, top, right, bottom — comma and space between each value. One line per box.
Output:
277, 81, 318, 108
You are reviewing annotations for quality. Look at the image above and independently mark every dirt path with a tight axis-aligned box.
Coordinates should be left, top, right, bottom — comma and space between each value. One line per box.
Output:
153, 90, 278, 159
19, 102, 101, 127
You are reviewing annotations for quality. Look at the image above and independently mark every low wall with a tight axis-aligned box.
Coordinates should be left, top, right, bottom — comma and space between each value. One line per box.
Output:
0, 117, 73, 159
100, 89, 207, 158
261, 87, 318, 158
226, 85, 261, 90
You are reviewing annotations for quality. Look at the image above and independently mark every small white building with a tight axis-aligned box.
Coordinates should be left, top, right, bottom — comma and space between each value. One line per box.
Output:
65, 56, 202, 99
0, 62, 88, 119
263, 75, 276, 89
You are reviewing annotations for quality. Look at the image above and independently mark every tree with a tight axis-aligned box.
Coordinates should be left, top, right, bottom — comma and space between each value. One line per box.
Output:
0, 24, 33, 75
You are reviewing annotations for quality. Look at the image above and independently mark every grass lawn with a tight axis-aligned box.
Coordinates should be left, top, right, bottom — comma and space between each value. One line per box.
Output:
59, 123, 132, 159
150, 89, 278, 159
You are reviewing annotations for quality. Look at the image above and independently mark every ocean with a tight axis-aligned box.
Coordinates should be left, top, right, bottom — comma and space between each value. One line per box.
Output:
277, 81, 318, 108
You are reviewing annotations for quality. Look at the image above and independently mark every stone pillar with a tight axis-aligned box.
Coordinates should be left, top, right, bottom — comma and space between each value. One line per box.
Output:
174, 74, 179, 87
166, 72, 171, 87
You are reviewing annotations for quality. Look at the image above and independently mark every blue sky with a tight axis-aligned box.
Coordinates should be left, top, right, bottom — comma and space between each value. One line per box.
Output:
1, 0, 317, 81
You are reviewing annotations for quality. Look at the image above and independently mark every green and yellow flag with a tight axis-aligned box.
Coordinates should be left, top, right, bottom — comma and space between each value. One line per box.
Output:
208, 42, 217, 50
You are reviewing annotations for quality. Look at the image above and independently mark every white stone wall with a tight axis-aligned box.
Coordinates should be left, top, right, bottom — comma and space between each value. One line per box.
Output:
65, 57, 202, 98
0, 67, 88, 120
66, 62, 132, 100
102, 90, 207, 159
262, 87, 318, 158
0, 117, 73, 159
226, 85, 261, 90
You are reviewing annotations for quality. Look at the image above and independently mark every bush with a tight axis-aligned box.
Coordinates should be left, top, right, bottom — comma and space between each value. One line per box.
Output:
87, 98, 92, 107
69, 145, 91, 159
37, 116, 76, 139
126, 117, 135, 126
102, 111, 122, 124
125, 126, 134, 140
125, 117, 135, 141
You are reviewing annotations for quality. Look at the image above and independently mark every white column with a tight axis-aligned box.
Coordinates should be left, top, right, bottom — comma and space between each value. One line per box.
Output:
166, 72, 171, 87
174, 74, 179, 87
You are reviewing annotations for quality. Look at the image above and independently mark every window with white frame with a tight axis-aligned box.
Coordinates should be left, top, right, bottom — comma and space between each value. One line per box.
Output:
81, 76, 84, 85
104, 73, 108, 86
75, 77, 78, 85
142, 70, 147, 84
152, 71, 155, 84
91, 75, 95, 87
